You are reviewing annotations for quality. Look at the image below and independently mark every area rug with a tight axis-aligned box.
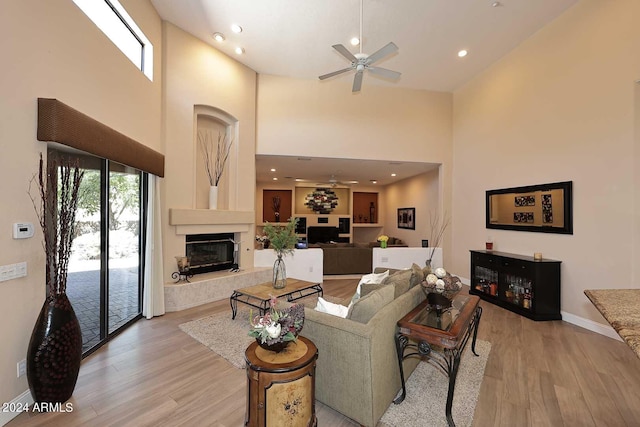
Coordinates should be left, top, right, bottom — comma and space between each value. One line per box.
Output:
179, 308, 258, 369
178, 295, 344, 369
179, 305, 490, 427
379, 339, 491, 427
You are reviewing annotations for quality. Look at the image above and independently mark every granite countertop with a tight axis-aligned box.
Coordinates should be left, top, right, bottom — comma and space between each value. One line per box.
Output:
584, 289, 640, 359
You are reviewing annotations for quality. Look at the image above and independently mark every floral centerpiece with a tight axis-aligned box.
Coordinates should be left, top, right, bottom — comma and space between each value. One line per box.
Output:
263, 217, 299, 288
377, 234, 389, 248
248, 296, 305, 352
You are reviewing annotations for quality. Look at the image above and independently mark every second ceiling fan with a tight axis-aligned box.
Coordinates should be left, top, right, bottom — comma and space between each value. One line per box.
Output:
319, 0, 401, 92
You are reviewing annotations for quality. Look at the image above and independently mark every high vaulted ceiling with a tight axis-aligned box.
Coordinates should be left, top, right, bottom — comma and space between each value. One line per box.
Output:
151, 0, 579, 186
151, 0, 578, 92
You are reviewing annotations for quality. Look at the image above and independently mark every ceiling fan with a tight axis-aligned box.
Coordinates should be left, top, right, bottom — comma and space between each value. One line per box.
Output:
314, 174, 359, 188
319, 0, 401, 92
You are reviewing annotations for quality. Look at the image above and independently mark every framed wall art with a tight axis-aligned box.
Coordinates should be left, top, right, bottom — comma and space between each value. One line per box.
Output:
397, 207, 415, 230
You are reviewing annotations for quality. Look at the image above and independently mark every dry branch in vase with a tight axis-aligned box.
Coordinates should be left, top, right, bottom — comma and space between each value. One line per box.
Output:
198, 129, 233, 186
427, 211, 450, 266
29, 153, 84, 296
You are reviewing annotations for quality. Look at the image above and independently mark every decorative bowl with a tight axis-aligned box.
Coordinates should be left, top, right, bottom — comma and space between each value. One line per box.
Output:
256, 338, 290, 353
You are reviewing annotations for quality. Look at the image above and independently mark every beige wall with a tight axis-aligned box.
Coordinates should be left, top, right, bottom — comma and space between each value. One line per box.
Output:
0, 0, 162, 406
256, 74, 454, 262
162, 23, 257, 280
452, 0, 640, 324
383, 169, 440, 248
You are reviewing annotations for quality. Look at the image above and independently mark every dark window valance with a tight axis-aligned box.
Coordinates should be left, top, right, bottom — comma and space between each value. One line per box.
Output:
37, 98, 164, 177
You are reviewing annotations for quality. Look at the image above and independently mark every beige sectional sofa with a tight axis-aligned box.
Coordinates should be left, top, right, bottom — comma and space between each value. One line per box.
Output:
299, 266, 427, 427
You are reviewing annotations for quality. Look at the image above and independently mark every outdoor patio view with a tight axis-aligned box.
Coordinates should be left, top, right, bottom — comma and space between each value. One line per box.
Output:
66, 165, 143, 353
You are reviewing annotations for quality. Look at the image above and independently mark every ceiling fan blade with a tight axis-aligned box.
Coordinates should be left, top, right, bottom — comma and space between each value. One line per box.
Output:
332, 44, 358, 62
366, 42, 398, 65
319, 67, 353, 80
368, 67, 401, 80
352, 71, 364, 92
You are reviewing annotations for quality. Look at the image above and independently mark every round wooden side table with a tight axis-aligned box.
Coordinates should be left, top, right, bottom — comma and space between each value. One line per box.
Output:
244, 335, 318, 427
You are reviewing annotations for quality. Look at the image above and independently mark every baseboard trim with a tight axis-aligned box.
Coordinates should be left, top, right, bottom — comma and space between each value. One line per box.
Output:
561, 310, 622, 341
0, 389, 33, 426
459, 276, 620, 341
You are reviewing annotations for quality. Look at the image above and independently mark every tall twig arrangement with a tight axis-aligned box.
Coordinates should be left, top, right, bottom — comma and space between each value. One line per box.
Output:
427, 211, 450, 264
198, 129, 233, 186
29, 153, 84, 297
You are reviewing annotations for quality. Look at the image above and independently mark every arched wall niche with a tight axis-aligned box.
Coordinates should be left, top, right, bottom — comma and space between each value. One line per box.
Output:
194, 105, 239, 210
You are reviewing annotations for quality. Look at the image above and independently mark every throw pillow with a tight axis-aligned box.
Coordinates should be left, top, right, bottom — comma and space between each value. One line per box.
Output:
347, 285, 394, 324
314, 297, 349, 318
360, 282, 386, 298
355, 270, 390, 296
382, 269, 412, 298
410, 263, 425, 288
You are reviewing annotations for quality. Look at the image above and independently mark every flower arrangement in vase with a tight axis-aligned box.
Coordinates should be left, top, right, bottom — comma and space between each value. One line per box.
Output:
248, 296, 305, 352
263, 217, 298, 289
377, 234, 389, 248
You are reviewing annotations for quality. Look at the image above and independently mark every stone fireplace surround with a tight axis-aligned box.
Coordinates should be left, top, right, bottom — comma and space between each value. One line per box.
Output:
165, 208, 270, 312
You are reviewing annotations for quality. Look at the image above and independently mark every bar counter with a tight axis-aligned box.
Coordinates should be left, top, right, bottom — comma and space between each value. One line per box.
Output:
584, 289, 640, 359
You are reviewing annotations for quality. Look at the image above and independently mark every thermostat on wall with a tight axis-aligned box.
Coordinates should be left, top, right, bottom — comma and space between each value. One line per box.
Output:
13, 223, 34, 239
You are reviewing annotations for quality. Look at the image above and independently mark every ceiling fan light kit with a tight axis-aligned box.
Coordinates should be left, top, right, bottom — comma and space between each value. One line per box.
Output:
319, 0, 401, 92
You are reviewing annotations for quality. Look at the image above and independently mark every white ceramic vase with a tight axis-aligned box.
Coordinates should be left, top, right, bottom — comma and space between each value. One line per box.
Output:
209, 185, 218, 210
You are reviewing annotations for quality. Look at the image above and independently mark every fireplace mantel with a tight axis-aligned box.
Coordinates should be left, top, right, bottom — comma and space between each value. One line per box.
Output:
169, 208, 254, 235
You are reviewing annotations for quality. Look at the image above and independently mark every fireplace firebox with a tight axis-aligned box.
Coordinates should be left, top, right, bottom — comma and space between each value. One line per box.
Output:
186, 233, 235, 274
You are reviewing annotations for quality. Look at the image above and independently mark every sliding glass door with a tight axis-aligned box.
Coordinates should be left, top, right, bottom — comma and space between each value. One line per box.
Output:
60, 148, 146, 356
108, 163, 143, 334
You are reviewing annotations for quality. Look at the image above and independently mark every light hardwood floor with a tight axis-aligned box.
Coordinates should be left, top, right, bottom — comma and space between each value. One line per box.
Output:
8, 278, 640, 426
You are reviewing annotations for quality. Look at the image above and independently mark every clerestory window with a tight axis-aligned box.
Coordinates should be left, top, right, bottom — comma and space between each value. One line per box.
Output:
72, 0, 153, 81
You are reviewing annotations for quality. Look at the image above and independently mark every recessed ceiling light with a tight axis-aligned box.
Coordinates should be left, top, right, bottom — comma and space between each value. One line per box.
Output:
272, 177, 278, 181
231, 24, 242, 33
371, 180, 377, 184
235, 47, 245, 55
492, 1, 502, 7
270, 168, 276, 172
212, 32, 225, 42
350, 37, 360, 46
391, 173, 397, 177
458, 49, 468, 58
295, 178, 304, 182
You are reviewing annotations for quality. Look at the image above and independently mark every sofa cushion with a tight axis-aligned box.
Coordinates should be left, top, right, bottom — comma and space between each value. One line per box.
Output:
382, 269, 412, 298
347, 285, 394, 324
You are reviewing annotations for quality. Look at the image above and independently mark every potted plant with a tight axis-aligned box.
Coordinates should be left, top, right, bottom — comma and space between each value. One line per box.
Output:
263, 217, 298, 289
248, 296, 304, 352
26, 153, 84, 404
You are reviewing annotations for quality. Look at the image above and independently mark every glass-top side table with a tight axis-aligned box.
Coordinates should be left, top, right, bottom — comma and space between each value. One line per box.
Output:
393, 294, 482, 427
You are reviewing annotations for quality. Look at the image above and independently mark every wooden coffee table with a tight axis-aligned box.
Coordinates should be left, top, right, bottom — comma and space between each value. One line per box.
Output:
229, 279, 323, 319
393, 294, 482, 427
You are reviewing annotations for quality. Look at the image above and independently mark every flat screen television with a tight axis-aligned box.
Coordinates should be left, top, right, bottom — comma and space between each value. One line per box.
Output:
307, 226, 339, 244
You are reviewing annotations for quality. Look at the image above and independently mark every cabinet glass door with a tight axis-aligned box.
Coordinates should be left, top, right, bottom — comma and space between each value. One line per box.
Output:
503, 274, 533, 310
473, 266, 499, 298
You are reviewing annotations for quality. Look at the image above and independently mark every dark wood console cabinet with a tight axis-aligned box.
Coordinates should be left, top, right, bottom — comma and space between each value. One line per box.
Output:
469, 250, 561, 321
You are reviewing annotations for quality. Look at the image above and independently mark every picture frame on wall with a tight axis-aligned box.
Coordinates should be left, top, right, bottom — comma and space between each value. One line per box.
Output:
398, 207, 415, 230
